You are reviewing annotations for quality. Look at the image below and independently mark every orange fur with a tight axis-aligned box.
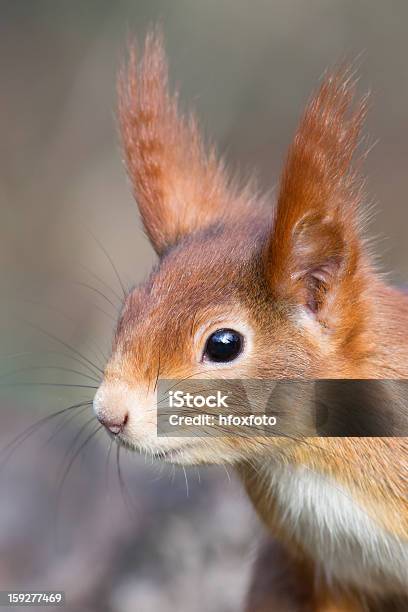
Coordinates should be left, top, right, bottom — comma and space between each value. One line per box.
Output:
118, 30, 254, 255
267, 68, 366, 308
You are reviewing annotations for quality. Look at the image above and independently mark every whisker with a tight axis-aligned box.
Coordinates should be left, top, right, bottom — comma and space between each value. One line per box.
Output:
153, 350, 161, 393
74, 281, 119, 311
54, 423, 102, 544
89, 302, 119, 323
24, 320, 104, 376
0, 382, 98, 390
222, 464, 232, 483
87, 228, 127, 298
0, 365, 100, 385
7, 297, 108, 370
0, 401, 92, 473
0, 349, 103, 380
116, 444, 138, 516
103, 438, 115, 524
182, 465, 189, 498
105, 438, 114, 492
0, 351, 33, 362
195, 466, 201, 485
79, 262, 124, 305
44, 402, 93, 445
56, 416, 97, 483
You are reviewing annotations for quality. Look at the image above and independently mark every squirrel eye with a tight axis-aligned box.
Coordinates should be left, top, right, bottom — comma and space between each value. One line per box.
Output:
203, 329, 243, 363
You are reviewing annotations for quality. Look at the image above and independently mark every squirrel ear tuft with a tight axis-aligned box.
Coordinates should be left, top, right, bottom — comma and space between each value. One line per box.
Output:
265, 68, 368, 319
118, 29, 252, 255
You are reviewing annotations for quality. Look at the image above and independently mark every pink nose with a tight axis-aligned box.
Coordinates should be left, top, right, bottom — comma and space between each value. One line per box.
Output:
97, 413, 128, 435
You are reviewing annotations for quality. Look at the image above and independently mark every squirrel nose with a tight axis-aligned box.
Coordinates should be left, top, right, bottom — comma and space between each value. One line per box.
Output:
97, 413, 128, 435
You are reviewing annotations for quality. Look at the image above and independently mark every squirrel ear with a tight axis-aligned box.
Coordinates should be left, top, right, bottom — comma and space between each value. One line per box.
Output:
264, 69, 368, 318
118, 30, 251, 255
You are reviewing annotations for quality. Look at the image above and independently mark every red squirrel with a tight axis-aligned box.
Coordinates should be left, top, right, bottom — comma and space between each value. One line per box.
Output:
93, 31, 408, 611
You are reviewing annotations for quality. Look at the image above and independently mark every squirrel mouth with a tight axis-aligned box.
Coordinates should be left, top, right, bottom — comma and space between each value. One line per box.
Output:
107, 430, 196, 461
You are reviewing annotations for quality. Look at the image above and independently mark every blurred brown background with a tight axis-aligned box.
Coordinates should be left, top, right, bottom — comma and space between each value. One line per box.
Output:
0, 2, 407, 611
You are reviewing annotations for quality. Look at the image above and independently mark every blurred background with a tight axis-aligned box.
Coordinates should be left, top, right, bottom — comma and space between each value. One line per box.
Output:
0, 1, 408, 611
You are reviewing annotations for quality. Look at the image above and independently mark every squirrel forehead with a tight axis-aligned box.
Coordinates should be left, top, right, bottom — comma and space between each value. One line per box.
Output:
130, 224, 266, 312
112, 225, 267, 353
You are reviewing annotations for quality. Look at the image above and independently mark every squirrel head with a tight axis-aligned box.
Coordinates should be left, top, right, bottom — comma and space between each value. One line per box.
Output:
94, 31, 373, 464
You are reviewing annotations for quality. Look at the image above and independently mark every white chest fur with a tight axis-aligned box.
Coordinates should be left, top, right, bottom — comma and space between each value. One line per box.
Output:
260, 462, 408, 595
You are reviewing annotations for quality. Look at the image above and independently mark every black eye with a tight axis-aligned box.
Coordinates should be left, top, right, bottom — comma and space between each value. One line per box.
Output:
203, 328, 243, 363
